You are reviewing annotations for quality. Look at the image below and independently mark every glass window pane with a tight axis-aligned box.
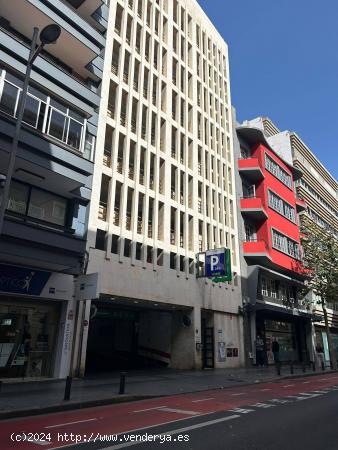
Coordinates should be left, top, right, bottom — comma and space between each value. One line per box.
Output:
28, 189, 67, 226
7, 181, 29, 214
0, 81, 19, 116
67, 118, 83, 150
23, 95, 40, 127
48, 109, 67, 142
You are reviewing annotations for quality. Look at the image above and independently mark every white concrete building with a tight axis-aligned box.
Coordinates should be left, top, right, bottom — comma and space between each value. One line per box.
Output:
76, 0, 243, 374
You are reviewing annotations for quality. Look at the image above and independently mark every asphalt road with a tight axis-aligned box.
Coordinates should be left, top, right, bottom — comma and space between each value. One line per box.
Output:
113, 390, 338, 450
1, 373, 338, 450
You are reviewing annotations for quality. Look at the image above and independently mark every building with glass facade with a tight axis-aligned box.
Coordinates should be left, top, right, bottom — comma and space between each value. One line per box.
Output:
0, 0, 107, 378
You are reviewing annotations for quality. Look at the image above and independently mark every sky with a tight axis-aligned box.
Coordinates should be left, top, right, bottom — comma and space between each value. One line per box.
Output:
198, 0, 338, 180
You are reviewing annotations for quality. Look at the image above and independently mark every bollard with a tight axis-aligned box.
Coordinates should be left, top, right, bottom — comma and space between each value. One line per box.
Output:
290, 361, 294, 374
276, 362, 281, 376
330, 360, 333, 370
321, 361, 325, 371
119, 372, 127, 395
312, 361, 316, 372
64, 376, 72, 401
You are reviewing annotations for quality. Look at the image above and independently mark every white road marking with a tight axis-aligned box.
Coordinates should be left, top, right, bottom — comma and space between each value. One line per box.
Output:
286, 395, 309, 401
101, 415, 240, 449
250, 402, 275, 408
269, 398, 290, 404
260, 388, 271, 391
231, 392, 246, 396
159, 407, 200, 416
133, 406, 167, 413
192, 397, 215, 403
229, 407, 254, 414
45, 418, 97, 429
48, 410, 239, 450
303, 381, 310, 384
283, 384, 294, 388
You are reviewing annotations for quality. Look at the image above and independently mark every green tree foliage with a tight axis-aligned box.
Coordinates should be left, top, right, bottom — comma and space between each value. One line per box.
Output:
300, 215, 338, 368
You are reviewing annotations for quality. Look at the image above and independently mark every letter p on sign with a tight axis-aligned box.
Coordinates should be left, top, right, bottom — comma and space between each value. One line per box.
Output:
210, 255, 219, 271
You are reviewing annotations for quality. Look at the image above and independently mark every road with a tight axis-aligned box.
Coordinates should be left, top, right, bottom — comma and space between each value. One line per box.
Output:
1, 372, 338, 450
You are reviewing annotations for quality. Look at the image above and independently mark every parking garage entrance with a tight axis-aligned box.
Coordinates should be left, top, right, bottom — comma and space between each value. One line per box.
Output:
85, 300, 173, 373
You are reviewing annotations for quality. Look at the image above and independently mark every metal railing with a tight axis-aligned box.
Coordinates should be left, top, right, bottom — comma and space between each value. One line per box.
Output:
0, 72, 92, 159
98, 202, 107, 221
103, 148, 111, 167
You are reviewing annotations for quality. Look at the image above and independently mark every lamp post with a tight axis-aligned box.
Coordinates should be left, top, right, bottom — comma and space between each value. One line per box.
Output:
0, 24, 61, 235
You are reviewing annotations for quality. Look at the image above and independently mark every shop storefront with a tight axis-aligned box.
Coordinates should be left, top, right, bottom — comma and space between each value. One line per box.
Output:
264, 319, 298, 363
0, 299, 61, 377
255, 305, 311, 364
315, 326, 338, 365
0, 263, 74, 379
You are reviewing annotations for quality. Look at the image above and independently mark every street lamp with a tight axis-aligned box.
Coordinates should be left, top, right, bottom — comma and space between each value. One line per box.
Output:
0, 24, 61, 234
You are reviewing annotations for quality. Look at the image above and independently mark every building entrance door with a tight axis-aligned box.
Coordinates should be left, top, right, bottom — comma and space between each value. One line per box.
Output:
202, 322, 214, 369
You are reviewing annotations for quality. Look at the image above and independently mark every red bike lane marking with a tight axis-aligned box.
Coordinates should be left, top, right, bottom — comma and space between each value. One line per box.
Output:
1, 373, 338, 449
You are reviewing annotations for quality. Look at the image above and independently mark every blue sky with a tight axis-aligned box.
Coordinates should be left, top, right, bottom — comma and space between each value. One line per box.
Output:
198, 0, 338, 180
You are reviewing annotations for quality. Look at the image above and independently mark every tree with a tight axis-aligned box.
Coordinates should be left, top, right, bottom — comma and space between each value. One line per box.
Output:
300, 215, 338, 369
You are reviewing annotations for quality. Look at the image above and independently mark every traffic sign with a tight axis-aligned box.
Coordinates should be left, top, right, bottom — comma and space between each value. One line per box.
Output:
205, 248, 232, 281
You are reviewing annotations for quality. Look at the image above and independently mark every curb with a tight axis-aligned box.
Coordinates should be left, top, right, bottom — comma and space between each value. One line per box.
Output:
0, 395, 156, 421
1, 369, 337, 420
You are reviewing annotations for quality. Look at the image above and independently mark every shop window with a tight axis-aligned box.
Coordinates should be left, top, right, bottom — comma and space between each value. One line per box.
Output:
0, 302, 60, 378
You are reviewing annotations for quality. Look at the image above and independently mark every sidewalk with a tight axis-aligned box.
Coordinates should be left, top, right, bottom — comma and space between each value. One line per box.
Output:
0, 365, 333, 419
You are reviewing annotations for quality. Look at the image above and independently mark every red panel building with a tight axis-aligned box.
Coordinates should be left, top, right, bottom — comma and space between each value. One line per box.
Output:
234, 123, 313, 366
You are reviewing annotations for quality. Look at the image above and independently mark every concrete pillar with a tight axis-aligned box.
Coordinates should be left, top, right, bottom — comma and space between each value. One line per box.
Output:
78, 300, 92, 377
306, 320, 316, 362
171, 307, 201, 369
70, 300, 84, 377
250, 310, 257, 365
53, 298, 77, 378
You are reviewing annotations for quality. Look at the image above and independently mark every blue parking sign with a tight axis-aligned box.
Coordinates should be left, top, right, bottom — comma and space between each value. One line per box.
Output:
205, 249, 231, 280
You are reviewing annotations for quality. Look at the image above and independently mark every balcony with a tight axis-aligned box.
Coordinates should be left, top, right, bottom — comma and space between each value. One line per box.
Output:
238, 158, 264, 182
0, 0, 104, 80
240, 197, 268, 221
243, 239, 271, 264
0, 72, 95, 161
295, 196, 306, 213
98, 201, 107, 221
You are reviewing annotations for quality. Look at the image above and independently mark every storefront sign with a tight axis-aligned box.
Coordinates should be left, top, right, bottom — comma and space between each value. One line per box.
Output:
75, 273, 100, 300
0, 264, 73, 300
0, 264, 51, 296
